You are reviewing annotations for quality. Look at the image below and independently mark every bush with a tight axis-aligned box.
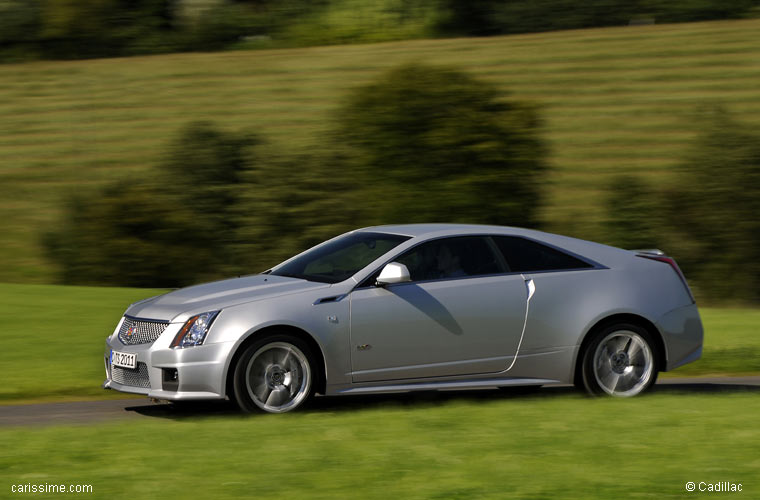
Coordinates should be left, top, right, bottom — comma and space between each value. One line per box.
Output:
600, 112, 760, 303
43, 120, 362, 287
337, 63, 548, 227
602, 175, 661, 250
663, 111, 760, 302
44, 122, 259, 287
159, 121, 254, 238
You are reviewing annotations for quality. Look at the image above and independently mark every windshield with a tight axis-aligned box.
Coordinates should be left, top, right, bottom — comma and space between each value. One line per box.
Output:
270, 232, 410, 284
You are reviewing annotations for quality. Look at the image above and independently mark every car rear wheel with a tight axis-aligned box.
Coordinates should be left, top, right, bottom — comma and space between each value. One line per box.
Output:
580, 323, 658, 397
233, 334, 314, 413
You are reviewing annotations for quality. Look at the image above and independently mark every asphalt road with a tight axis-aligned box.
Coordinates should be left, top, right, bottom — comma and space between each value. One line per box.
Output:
2, 376, 759, 427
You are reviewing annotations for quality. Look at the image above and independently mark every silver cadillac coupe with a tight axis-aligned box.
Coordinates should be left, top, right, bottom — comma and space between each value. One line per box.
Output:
103, 224, 703, 413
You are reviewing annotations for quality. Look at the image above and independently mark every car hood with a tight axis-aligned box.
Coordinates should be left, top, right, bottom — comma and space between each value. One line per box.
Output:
124, 274, 330, 322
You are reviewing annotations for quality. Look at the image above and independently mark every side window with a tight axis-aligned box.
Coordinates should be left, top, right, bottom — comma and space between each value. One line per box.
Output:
395, 236, 504, 282
493, 236, 592, 272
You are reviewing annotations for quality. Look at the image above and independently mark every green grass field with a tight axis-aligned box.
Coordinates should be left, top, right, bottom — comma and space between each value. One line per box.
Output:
0, 284, 166, 404
1, 283, 757, 405
1, 392, 758, 498
1, 19, 759, 283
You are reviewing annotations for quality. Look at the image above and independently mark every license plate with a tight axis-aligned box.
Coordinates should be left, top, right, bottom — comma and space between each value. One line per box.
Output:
111, 350, 137, 370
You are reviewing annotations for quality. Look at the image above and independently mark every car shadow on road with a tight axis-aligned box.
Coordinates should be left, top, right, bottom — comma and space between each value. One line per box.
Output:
125, 388, 565, 419
124, 399, 240, 419
125, 381, 760, 420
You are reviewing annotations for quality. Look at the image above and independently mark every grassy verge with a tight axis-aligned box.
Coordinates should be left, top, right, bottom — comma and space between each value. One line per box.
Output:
0, 284, 166, 404
1, 19, 760, 282
1, 283, 758, 405
1, 391, 758, 498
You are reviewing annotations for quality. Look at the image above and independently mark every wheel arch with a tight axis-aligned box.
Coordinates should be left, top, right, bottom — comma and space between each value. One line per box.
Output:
224, 324, 328, 400
572, 313, 667, 387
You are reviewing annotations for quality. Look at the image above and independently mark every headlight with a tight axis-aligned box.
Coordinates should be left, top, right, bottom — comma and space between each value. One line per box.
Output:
171, 311, 220, 348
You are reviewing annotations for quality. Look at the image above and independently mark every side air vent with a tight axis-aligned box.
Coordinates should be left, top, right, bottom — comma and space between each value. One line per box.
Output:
313, 294, 347, 305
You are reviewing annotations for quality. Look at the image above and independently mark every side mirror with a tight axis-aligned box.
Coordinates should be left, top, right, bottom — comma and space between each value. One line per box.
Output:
376, 262, 411, 286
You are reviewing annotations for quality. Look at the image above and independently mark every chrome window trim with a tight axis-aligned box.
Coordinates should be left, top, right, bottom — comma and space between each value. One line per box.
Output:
350, 233, 606, 291
353, 266, 603, 291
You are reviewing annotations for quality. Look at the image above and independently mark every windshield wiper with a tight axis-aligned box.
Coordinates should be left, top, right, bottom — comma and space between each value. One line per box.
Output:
274, 272, 338, 284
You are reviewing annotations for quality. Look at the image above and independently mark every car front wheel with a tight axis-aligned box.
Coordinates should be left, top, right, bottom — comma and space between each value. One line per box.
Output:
580, 323, 658, 397
233, 335, 314, 413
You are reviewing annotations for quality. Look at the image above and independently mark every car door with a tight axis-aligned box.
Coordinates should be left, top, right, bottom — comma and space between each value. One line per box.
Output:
349, 236, 529, 383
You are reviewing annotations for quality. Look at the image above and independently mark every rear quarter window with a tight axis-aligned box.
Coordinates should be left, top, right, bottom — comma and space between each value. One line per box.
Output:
493, 236, 593, 272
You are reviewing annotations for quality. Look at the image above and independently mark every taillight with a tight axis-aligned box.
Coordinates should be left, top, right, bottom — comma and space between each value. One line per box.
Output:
637, 254, 695, 303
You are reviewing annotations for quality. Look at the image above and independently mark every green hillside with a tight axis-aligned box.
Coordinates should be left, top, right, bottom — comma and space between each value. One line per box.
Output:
1, 19, 759, 283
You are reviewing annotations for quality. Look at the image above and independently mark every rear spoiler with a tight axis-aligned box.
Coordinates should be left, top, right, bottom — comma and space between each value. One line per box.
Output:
631, 248, 665, 256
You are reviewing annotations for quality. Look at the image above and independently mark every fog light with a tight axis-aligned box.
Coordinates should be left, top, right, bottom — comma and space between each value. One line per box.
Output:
162, 368, 179, 391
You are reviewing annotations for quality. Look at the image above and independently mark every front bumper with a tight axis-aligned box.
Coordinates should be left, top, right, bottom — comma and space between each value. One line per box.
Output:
103, 322, 235, 401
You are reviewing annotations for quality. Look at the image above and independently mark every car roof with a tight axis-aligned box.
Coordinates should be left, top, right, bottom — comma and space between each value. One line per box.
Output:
356, 223, 547, 239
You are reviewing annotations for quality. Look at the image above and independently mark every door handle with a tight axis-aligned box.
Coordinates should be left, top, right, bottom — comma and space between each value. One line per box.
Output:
525, 278, 536, 301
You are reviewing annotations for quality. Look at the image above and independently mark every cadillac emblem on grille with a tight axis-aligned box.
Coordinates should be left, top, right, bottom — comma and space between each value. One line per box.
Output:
118, 317, 169, 345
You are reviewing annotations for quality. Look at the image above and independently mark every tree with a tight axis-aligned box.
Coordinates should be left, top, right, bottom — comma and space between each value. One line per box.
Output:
0, 0, 43, 61
38, 0, 178, 59
337, 63, 548, 227
43, 181, 204, 287
234, 149, 366, 273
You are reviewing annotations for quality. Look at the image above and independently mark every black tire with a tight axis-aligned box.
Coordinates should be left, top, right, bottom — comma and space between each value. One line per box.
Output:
579, 322, 659, 397
232, 334, 315, 413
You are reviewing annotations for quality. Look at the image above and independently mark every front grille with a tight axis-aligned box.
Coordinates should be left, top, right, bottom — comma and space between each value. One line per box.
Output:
118, 316, 169, 345
111, 362, 151, 388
